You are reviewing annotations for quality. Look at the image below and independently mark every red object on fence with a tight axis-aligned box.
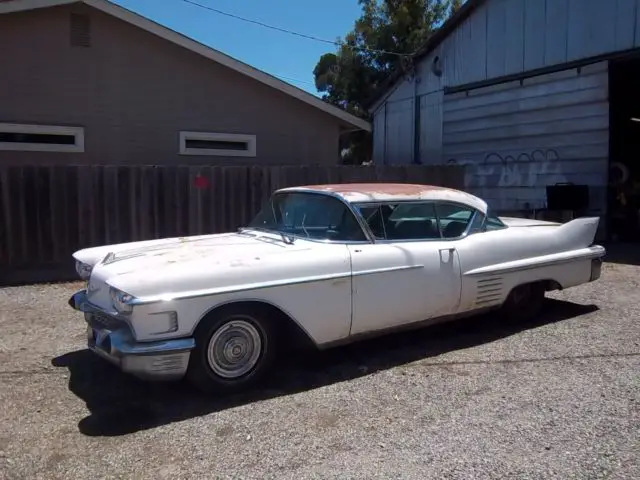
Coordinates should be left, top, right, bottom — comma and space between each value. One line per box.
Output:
193, 174, 209, 189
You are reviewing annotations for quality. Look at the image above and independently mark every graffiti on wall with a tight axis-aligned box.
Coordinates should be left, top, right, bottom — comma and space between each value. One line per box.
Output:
447, 149, 567, 190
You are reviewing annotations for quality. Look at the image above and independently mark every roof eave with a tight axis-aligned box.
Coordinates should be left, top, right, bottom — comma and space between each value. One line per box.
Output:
0, 0, 77, 14
0, 0, 371, 132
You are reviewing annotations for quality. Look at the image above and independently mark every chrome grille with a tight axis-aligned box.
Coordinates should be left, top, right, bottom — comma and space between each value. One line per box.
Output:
87, 312, 126, 331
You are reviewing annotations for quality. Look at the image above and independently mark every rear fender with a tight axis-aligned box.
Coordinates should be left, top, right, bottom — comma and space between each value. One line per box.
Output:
555, 217, 600, 249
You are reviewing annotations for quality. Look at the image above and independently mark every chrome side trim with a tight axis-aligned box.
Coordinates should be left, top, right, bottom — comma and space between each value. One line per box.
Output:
464, 245, 607, 277
130, 271, 354, 305
130, 265, 424, 306
352, 264, 424, 277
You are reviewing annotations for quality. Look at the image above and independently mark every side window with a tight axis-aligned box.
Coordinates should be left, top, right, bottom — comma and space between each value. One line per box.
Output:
468, 211, 486, 234
387, 203, 441, 240
485, 208, 507, 231
435, 203, 475, 238
357, 205, 386, 239
355, 202, 441, 240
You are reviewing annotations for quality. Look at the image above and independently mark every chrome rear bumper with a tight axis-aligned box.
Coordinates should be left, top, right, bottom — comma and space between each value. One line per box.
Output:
589, 257, 603, 282
69, 289, 195, 381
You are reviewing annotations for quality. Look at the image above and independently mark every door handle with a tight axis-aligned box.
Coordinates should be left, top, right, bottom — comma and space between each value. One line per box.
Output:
439, 247, 456, 264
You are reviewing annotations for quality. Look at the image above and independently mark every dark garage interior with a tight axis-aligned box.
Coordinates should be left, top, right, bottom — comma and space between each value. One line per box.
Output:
608, 56, 640, 242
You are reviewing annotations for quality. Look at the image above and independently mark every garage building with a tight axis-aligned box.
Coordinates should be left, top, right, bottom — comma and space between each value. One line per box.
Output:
369, 0, 640, 241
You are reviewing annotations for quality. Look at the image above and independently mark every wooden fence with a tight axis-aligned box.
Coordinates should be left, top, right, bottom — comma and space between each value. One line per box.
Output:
0, 164, 464, 285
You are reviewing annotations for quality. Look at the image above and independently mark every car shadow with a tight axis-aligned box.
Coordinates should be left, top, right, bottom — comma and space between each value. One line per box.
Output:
52, 298, 598, 437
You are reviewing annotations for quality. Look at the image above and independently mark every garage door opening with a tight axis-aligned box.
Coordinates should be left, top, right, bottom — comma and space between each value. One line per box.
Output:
608, 57, 640, 242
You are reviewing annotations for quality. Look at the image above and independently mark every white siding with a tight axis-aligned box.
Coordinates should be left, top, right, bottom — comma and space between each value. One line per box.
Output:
419, 91, 444, 165
371, 0, 632, 228
383, 98, 415, 165
372, 106, 386, 163
441, 62, 609, 218
379, 0, 639, 106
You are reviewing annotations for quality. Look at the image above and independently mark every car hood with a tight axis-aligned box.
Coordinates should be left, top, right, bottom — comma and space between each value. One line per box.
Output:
77, 230, 321, 302
75, 231, 304, 268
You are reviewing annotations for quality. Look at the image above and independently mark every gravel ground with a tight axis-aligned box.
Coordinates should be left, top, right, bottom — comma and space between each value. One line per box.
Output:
0, 257, 639, 480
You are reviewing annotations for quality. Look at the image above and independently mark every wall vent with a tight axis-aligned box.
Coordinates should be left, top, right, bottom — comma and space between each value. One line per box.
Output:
70, 13, 91, 47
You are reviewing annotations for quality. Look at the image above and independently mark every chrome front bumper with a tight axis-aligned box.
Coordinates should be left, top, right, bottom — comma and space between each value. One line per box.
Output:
68, 289, 195, 381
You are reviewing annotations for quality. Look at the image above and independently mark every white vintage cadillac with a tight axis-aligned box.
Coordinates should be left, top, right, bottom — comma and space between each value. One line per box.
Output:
69, 183, 605, 393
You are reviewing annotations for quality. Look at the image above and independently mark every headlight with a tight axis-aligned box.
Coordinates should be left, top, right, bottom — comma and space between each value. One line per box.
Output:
75, 260, 93, 280
109, 287, 135, 314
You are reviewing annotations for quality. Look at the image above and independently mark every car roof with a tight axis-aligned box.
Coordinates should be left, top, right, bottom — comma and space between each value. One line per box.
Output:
276, 183, 488, 214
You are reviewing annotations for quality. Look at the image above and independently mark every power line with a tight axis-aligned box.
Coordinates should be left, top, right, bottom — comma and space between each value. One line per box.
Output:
272, 74, 316, 87
178, 0, 411, 57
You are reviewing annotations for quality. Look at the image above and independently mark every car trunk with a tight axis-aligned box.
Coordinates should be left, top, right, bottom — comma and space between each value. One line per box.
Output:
498, 217, 562, 227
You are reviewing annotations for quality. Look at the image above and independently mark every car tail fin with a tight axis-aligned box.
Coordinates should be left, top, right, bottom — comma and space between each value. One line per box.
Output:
556, 217, 600, 248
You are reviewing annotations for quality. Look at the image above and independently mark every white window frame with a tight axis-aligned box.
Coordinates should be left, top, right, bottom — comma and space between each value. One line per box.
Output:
179, 131, 257, 157
0, 123, 85, 153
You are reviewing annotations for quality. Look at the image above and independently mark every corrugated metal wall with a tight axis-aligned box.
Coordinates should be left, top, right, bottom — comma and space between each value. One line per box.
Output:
372, 106, 386, 163
371, 96, 415, 165
383, 98, 415, 164
418, 91, 444, 165
372, 0, 639, 166
444, 0, 638, 86
441, 62, 609, 217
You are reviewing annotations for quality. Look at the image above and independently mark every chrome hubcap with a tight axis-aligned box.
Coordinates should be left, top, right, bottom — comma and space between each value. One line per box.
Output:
206, 319, 262, 379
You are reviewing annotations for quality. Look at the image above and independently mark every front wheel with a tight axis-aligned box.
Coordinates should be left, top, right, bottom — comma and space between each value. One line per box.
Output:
186, 306, 277, 394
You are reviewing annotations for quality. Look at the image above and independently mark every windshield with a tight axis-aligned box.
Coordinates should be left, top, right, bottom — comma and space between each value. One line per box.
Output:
247, 192, 367, 242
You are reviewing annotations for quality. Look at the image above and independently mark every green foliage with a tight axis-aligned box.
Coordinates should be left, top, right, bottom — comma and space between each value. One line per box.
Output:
314, 0, 463, 164
450, 0, 464, 14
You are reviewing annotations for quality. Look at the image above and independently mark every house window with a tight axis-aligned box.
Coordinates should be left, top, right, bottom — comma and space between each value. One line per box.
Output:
0, 123, 85, 153
179, 131, 257, 157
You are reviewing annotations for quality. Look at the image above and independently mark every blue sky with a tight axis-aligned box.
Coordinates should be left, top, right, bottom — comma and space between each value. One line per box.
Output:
111, 0, 363, 96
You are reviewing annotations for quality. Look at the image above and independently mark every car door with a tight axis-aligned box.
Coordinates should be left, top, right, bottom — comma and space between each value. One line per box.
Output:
347, 201, 466, 336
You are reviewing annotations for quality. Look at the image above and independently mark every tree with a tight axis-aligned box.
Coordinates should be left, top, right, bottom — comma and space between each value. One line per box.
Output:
450, 0, 464, 14
314, 0, 463, 164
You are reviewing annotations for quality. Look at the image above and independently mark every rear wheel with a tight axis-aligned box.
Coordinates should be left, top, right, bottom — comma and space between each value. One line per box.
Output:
186, 305, 277, 394
499, 282, 546, 322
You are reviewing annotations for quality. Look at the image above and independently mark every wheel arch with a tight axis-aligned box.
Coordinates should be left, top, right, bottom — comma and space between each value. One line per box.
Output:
505, 278, 563, 297
194, 298, 318, 352
543, 279, 563, 291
